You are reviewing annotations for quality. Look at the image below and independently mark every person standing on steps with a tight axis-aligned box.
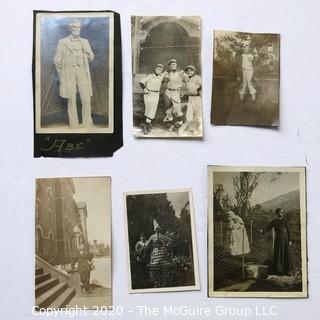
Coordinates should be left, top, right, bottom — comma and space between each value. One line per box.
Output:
72, 243, 94, 294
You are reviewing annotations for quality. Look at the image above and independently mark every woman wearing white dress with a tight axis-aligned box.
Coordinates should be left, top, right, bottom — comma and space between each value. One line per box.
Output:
224, 211, 250, 256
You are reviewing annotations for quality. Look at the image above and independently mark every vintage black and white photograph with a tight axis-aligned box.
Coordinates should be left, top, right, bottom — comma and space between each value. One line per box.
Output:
124, 189, 200, 293
35, 12, 114, 133
208, 166, 307, 298
211, 30, 280, 127
131, 16, 203, 138
35, 177, 112, 309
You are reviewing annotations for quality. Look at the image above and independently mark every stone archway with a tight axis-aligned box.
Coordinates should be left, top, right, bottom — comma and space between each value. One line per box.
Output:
139, 21, 200, 74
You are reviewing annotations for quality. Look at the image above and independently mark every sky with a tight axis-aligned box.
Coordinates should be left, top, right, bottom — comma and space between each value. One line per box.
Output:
213, 171, 300, 205
167, 191, 189, 217
73, 177, 111, 245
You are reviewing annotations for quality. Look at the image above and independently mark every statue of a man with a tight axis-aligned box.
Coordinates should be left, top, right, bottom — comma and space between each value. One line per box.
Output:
54, 19, 94, 128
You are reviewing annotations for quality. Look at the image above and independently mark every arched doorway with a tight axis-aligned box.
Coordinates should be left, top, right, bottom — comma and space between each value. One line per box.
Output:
139, 22, 201, 74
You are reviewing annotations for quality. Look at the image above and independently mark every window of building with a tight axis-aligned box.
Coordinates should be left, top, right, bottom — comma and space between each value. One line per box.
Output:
36, 199, 41, 220
49, 233, 54, 253
47, 186, 52, 201
36, 228, 43, 254
48, 208, 52, 227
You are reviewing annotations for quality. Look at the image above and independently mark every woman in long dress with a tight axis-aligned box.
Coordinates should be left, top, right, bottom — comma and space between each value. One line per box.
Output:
145, 220, 172, 288
224, 211, 250, 256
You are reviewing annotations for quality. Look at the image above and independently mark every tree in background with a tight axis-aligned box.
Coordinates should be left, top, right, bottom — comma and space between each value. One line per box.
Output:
214, 184, 234, 220
215, 32, 279, 76
126, 193, 183, 250
213, 184, 225, 217
178, 201, 192, 257
233, 172, 260, 219
222, 193, 233, 212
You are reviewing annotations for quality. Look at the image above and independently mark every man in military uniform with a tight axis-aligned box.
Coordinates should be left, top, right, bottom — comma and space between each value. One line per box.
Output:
237, 45, 257, 102
54, 19, 94, 129
139, 64, 165, 134
163, 59, 185, 131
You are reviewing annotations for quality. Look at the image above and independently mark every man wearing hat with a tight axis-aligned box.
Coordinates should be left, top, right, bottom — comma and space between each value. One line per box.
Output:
139, 64, 165, 134
183, 65, 202, 124
163, 59, 185, 131
54, 19, 95, 129
237, 44, 257, 102
71, 243, 94, 293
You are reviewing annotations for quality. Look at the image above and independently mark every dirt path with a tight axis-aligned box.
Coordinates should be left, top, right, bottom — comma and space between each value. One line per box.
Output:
217, 275, 302, 293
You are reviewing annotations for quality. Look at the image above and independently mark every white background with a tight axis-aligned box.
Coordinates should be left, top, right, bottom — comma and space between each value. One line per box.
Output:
1, 0, 319, 319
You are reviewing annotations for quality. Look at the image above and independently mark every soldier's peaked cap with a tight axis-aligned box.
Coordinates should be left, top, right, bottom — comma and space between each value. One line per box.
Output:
168, 59, 177, 65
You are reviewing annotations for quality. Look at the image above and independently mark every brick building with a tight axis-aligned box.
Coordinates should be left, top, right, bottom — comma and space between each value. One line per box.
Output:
35, 178, 88, 266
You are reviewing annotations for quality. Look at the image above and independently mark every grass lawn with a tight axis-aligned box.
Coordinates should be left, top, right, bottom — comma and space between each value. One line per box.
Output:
212, 77, 279, 126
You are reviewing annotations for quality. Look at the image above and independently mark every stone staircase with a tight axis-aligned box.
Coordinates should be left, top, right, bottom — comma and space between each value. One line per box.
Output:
35, 266, 76, 309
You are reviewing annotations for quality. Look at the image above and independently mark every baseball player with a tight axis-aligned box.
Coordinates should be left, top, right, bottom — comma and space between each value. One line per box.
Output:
183, 65, 202, 122
237, 45, 257, 102
139, 64, 165, 134
163, 59, 185, 131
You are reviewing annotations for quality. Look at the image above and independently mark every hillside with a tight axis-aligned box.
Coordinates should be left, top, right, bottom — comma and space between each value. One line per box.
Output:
255, 190, 301, 241
259, 190, 300, 212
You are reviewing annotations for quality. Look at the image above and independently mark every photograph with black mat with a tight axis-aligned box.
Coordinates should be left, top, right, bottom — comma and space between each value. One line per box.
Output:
211, 30, 280, 127
33, 11, 122, 157
35, 12, 114, 133
208, 166, 307, 298
124, 189, 200, 293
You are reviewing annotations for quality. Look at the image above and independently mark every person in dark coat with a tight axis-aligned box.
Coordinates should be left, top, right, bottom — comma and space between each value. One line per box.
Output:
259, 208, 293, 275
72, 244, 94, 293
135, 232, 149, 288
